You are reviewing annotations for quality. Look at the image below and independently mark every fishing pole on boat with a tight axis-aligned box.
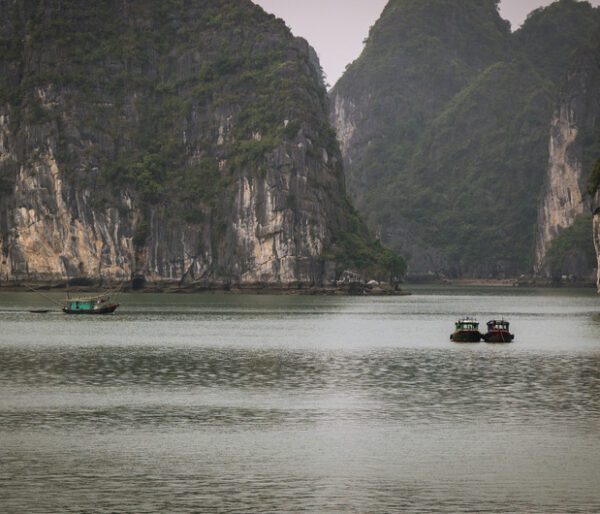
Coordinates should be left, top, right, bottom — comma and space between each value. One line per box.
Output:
23, 283, 64, 310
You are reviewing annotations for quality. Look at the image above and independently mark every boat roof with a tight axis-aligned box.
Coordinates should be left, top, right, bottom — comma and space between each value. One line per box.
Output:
66, 294, 112, 302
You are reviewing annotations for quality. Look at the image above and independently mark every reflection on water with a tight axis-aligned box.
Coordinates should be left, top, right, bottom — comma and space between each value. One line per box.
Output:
1, 288, 600, 512
1, 348, 600, 428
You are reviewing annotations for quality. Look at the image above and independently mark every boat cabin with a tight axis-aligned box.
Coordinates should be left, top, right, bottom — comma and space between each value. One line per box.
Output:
487, 320, 510, 331
64, 298, 99, 312
455, 318, 479, 331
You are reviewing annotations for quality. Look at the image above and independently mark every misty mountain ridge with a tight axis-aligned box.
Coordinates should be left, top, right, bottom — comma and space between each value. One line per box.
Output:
332, 0, 600, 280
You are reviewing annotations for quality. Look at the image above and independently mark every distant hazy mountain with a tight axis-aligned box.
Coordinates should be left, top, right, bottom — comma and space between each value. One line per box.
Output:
332, 0, 600, 280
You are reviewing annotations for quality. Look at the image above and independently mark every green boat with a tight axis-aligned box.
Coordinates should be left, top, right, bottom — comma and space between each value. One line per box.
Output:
450, 317, 482, 342
62, 293, 119, 314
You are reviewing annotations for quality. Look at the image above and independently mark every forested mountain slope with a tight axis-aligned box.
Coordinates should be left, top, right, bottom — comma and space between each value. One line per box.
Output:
332, 0, 600, 278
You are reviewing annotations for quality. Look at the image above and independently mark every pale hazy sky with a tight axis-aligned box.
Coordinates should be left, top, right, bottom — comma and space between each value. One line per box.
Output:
253, 0, 600, 85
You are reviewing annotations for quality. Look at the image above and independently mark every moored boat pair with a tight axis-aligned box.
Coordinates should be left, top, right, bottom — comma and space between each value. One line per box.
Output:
450, 318, 514, 343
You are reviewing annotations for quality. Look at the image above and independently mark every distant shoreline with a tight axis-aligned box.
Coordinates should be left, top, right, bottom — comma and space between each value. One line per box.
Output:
0, 281, 411, 296
1, 278, 596, 295
405, 277, 597, 289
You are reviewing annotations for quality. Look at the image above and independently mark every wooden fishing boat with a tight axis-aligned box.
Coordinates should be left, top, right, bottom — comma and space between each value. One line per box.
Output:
450, 317, 482, 342
62, 293, 119, 314
483, 319, 514, 343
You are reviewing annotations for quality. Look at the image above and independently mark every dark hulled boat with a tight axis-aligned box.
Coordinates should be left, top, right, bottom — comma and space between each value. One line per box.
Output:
450, 318, 482, 342
62, 293, 119, 314
483, 320, 514, 343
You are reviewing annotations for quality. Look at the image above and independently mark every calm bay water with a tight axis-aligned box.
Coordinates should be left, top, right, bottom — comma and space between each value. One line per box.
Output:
1, 287, 599, 513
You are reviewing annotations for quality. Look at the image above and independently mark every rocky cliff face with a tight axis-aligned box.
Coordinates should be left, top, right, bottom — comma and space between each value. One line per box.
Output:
535, 40, 600, 279
535, 44, 600, 274
0, 0, 390, 287
535, 109, 584, 271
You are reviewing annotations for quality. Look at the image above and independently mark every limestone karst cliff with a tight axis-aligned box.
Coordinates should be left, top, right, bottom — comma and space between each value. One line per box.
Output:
0, 0, 401, 287
534, 39, 600, 280
332, 0, 600, 278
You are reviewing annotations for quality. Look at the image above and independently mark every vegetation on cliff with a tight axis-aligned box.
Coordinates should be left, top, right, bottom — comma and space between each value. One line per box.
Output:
590, 159, 600, 197
516, 0, 600, 84
334, 0, 511, 202
333, 0, 600, 277
2, 0, 326, 210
